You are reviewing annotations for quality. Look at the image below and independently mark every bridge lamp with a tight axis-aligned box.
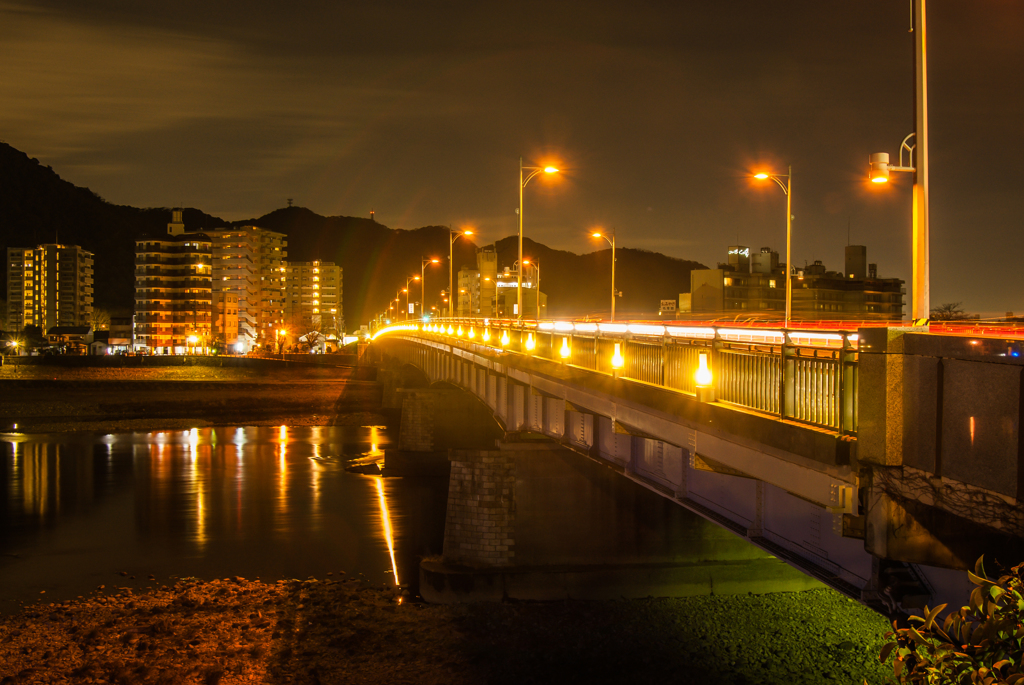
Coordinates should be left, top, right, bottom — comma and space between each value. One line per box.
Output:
468, 327, 476, 340
560, 337, 571, 359
447, 325, 454, 335
611, 342, 624, 370
500, 329, 510, 347
457, 325, 464, 337
482, 328, 491, 342
518, 160, 561, 321
752, 167, 792, 327
695, 351, 715, 403
525, 332, 536, 352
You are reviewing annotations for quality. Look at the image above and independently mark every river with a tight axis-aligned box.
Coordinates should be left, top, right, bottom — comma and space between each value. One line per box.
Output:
0, 425, 449, 611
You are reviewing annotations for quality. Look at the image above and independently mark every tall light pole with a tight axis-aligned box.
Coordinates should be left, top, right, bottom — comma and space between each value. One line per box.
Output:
421, 258, 439, 320
523, 259, 541, 320
753, 167, 793, 326
404, 276, 419, 320
590, 230, 616, 322
448, 227, 473, 319
519, 159, 559, 321
868, 0, 930, 323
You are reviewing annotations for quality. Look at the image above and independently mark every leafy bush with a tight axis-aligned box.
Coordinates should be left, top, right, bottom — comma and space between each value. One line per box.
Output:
880, 557, 1024, 684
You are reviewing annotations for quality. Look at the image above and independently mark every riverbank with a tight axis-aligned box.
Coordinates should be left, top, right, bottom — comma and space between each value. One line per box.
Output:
0, 365, 384, 433
0, 574, 893, 684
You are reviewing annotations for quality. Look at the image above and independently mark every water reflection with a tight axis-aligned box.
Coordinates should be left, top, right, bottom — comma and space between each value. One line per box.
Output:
0, 426, 446, 606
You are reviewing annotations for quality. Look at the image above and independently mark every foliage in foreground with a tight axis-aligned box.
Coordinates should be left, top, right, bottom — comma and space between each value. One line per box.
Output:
881, 557, 1024, 684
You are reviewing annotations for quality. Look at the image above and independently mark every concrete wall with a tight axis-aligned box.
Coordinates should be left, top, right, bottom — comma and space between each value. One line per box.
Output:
858, 328, 1024, 499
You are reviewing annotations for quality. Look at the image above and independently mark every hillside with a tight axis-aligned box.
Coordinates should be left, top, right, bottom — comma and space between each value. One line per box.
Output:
0, 143, 225, 311
0, 141, 706, 329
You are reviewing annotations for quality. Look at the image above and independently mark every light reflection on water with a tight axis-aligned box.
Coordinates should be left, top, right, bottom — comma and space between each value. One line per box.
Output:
0, 426, 448, 606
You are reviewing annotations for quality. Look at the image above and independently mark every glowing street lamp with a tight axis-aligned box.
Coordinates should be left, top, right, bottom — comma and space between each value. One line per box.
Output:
867, 0, 930, 323
559, 337, 571, 360
404, 276, 420, 320
753, 167, 793, 326
519, 160, 559, 320
448, 227, 473, 318
523, 259, 541, 320
590, 230, 617, 322
421, 258, 439, 319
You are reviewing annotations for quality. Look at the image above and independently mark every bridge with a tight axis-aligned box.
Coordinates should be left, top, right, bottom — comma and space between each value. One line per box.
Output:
370, 318, 1024, 613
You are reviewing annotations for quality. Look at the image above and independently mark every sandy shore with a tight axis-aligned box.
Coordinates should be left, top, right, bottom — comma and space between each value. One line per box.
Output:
0, 573, 893, 685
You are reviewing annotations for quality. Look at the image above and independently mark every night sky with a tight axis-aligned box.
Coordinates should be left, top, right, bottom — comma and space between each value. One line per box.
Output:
2, 1, 1022, 315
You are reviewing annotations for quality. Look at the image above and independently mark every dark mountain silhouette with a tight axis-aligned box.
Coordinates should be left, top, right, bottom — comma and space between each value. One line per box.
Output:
233, 208, 705, 325
0, 142, 225, 311
1, 141, 705, 328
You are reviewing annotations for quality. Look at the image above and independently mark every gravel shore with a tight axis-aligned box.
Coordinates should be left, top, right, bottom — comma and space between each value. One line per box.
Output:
0, 574, 893, 685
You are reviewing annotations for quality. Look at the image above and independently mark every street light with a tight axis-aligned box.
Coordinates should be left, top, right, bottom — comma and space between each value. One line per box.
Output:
519, 159, 559, 320
421, 258, 439, 319
590, 229, 617, 322
523, 259, 541, 320
448, 227, 473, 318
753, 167, 793, 327
404, 277, 420, 320
867, 0, 930, 323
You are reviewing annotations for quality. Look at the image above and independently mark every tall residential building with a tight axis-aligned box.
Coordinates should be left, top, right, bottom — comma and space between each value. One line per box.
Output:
168, 211, 288, 350
283, 260, 343, 338
133, 232, 213, 353
6, 244, 94, 332
455, 245, 505, 318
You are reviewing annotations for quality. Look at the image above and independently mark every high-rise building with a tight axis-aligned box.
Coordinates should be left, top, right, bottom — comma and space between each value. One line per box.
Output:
283, 260, 343, 343
6, 244, 94, 332
168, 211, 288, 351
133, 232, 213, 353
455, 245, 541, 318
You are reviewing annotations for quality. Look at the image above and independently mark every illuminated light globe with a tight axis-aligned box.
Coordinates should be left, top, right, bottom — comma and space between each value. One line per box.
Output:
500, 330, 510, 346
457, 326, 464, 337
482, 328, 491, 342
447, 325, 454, 335
696, 351, 713, 387
468, 327, 476, 339
611, 342, 624, 369
525, 333, 535, 351
560, 337, 571, 359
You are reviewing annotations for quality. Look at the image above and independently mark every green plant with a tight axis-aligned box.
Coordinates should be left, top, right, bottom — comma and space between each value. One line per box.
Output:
879, 557, 1024, 684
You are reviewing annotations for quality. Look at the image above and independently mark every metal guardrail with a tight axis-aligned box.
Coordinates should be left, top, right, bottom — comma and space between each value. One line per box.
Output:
373, 318, 859, 436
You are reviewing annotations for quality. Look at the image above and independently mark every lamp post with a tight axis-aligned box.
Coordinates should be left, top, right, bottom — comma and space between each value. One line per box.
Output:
421, 258, 439, 319
753, 167, 793, 327
868, 0, 930, 323
518, 159, 559, 320
523, 259, 541, 320
590, 230, 616, 322
402, 276, 419, 321
448, 227, 473, 319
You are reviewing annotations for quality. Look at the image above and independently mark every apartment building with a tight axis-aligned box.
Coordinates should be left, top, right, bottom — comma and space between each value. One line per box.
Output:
168, 210, 287, 351
283, 260, 343, 342
133, 232, 213, 353
6, 244, 94, 332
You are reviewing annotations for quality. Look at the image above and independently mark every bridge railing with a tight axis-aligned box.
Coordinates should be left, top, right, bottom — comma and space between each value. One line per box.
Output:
375, 318, 859, 436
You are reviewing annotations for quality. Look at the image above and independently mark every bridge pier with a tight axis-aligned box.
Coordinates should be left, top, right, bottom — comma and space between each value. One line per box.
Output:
422, 440, 821, 603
